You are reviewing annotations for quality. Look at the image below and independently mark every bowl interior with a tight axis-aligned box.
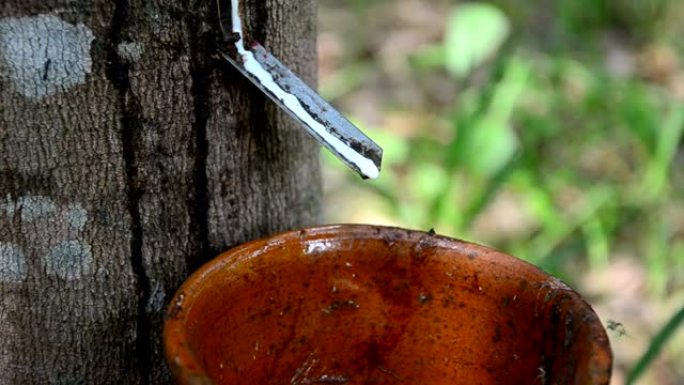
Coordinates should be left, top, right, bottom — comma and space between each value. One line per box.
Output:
165, 226, 611, 385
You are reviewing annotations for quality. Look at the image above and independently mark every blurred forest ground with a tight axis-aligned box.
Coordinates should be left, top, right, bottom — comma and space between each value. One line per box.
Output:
317, 1, 683, 384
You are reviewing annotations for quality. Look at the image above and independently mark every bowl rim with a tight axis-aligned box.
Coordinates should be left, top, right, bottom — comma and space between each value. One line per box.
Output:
163, 224, 612, 385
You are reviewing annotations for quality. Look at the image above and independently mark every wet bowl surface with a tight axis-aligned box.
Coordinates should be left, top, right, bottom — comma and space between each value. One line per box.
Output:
164, 225, 612, 385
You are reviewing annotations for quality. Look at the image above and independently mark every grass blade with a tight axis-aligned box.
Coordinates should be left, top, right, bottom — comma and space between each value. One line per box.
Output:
626, 305, 684, 385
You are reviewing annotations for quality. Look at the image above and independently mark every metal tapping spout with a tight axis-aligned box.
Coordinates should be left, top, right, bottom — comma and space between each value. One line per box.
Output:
216, 0, 383, 180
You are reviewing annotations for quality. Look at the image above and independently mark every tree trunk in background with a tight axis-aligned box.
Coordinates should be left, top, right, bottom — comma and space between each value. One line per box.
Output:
0, 0, 321, 383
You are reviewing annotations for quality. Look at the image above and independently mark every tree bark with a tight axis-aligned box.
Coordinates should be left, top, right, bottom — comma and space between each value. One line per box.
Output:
0, 0, 321, 383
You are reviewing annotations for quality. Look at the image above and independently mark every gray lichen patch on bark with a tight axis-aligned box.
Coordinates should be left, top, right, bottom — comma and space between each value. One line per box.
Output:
0, 14, 94, 99
117, 41, 144, 62
0, 242, 27, 282
1, 194, 57, 222
41, 239, 94, 280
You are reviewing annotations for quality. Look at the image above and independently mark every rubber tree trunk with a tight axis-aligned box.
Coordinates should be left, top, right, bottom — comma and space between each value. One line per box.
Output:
0, 0, 321, 383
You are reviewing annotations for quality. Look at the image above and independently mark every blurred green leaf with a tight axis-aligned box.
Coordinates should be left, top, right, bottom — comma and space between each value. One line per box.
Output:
620, 84, 661, 154
445, 3, 510, 77
582, 217, 610, 268
521, 174, 563, 234
535, 186, 617, 267
424, 58, 529, 232
645, 217, 671, 295
459, 154, 521, 232
641, 104, 684, 200
410, 162, 449, 204
462, 59, 528, 176
410, 45, 447, 70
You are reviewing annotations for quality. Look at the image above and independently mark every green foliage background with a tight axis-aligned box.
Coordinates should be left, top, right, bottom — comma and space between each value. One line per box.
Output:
319, 1, 683, 384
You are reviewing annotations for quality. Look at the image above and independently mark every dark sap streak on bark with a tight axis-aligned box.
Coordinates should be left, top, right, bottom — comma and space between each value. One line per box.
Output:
253, 0, 269, 44
104, 0, 152, 383
250, 3, 272, 235
186, 4, 212, 272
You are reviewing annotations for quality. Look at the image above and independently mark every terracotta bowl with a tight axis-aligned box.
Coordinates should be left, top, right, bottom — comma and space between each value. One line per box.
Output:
164, 225, 612, 385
